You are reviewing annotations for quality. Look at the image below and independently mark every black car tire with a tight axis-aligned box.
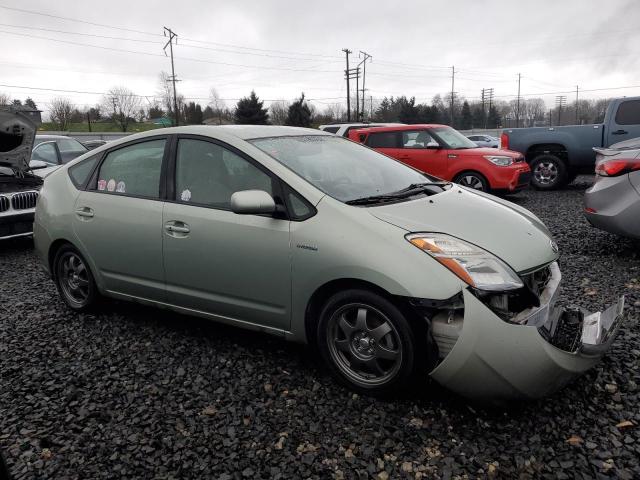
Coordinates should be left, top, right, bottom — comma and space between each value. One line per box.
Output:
317, 289, 421, 396
53, 244, 99, 311
453, 171, 490, 192
530, 154, 568, 190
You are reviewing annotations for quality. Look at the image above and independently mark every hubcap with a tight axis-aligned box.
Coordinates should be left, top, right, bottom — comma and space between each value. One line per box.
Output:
58, 252, 90, 305
534, 161, 558, 185
327, 303, 402, 386
458, 175, 484, 190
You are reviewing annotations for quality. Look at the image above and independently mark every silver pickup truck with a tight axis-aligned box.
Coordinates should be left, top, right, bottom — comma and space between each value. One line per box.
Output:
501, 96, 640, 189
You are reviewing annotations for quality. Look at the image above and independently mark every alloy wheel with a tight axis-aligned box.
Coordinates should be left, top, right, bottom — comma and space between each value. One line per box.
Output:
58, 252, 91, 306
533, 161, 558, 185
457, 174, 485, 190
327, 303, 402, 387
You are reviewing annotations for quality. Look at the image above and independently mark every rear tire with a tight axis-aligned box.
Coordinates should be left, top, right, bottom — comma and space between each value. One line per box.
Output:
53, 244, 98, 311
316, 289, 421, 396
453, 171, 490, 192
530, 154, 567, 190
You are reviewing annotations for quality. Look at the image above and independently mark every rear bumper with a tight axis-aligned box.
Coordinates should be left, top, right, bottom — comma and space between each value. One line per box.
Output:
429, 263, 625, 401
584, 175, 640, 239
0, 211, 35, 240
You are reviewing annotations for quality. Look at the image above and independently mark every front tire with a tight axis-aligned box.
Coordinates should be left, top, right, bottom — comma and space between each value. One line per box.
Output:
453, 171, 489, 192
53, 244, 98, 311
530, 154, 567, 190
317, 289, 419, 395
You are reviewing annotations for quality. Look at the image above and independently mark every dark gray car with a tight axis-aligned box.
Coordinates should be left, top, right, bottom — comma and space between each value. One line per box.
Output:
31, 135, 88, 166
584, 138, 640, 239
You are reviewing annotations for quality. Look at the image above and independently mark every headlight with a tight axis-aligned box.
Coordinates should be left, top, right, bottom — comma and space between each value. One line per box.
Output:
406, 233, 524, 291
484, 155, 513, 166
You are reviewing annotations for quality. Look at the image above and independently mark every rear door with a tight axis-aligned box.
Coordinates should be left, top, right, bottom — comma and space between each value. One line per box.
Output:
73, 136, 168, 301
607, 99, 640, 146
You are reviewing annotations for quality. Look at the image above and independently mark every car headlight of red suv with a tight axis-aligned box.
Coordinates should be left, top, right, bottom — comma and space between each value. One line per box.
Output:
484, 155, 514, 166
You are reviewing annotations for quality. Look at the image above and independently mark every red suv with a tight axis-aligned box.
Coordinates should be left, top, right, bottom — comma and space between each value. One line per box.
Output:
349, 124, 531, 192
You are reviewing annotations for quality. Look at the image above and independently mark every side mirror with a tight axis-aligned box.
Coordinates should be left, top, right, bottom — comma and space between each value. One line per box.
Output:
230, 190, 276, 215
29, 160, 49, 169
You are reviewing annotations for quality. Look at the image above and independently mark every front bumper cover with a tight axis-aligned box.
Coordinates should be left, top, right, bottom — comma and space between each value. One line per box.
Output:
429, 263, 625, 400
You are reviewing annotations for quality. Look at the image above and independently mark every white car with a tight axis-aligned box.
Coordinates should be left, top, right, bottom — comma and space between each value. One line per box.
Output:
467, 134, 499, 148
319, 123, 403, 138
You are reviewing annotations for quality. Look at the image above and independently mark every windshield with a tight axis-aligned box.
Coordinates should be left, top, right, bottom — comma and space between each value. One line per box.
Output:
250, 135, 437, 202
431, 127, 478, 149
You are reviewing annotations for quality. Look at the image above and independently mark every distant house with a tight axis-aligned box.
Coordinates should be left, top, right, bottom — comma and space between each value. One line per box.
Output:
0, 104, 42, 126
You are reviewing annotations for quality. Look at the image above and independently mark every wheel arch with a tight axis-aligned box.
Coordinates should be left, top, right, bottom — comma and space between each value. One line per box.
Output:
526, 143, 569, 164
303, 278, 425, 347
452, 170, 491, 189
48, 238, 74, 277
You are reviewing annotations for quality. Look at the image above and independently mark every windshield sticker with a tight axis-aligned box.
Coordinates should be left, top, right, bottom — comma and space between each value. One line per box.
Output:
97, 179, 106, 191
107, 179, 116, 192
180, 189, 192, 202
116, 181, 126, 193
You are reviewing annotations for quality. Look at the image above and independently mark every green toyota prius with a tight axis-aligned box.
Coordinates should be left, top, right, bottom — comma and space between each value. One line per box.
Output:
30, 125, 624, 400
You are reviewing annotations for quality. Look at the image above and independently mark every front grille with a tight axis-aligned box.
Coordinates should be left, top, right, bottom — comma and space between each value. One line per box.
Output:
11, 191, 38, 210
522, 265, 552, 297
517, 171, 532, 185
0, 196, 9, 212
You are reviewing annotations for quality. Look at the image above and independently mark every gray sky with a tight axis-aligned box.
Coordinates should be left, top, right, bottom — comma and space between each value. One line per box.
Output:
1, 0, 638, 116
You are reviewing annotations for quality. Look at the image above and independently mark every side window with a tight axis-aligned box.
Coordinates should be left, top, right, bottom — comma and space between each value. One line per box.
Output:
615, 100, 640, 125
322, 126, 340, 134
96, 139, 165, 198
401, 130, 436, 149
175, 139, 273, 209
69, 153, 100, 188
32, 143, 58, 165
366, 132, 399, 148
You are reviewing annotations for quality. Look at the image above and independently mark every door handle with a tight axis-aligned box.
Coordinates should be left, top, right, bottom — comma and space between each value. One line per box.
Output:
165, 222, 190, 234
75, 207, 94, 218
612, 129, 628, 135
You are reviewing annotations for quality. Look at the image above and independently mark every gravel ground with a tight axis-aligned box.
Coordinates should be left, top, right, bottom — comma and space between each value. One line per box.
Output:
1, 176, 639, 479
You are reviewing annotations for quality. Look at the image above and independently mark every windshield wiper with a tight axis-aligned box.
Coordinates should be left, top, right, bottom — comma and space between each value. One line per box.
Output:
346, 182, 450, 205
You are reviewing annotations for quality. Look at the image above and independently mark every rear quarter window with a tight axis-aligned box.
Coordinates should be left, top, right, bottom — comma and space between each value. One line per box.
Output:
321, 126, 340, 134
366, 131, 399, 148
69, 153, 100, 188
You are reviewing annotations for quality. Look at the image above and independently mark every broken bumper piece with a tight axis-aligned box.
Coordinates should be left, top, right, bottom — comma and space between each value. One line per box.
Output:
429, 263, 625, 401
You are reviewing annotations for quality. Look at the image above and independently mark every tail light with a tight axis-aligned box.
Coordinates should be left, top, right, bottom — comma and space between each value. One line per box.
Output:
500, 133, 509, 150
595, 158, 640, 177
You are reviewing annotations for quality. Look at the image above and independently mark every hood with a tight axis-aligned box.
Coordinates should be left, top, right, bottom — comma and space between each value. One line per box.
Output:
450, 147, 522, 159
368, 187, 558, 273
0, 108, 37, 172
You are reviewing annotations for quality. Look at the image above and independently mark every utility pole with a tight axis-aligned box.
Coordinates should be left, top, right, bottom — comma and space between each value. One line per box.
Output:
86, 111, 92, 132
359, 51, 372, 121
342, 48, 352, 121
163, 27, 180, 126
484, 88, 494, 129
555, 95, 567, 125
370, 95, 373, 119
515, 73, 521, 128
450, 66, 455, 126
481, 88, 486, 128
575, 85, 579, 124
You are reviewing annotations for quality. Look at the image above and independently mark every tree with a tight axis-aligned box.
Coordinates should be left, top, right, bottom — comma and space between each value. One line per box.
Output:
0, 92, 10, 106
234, 91, 269, 125
148, 104, 164, 119
12, 99, 22, 106
184, 102, 203, 124
460, 101, 472, 130
269, 100, 289, 125
88, 106, 102, 121
48, 97, 74, 130
24, 97, 37, 110
285, 93, 312, 127
487, 105, 501, 128
208, 88, 228, 125
102, 86, 142, 132
398, 97, 420, 124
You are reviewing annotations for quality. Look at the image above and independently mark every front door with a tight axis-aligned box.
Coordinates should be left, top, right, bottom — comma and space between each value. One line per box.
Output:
72, 137, 168, 301
162, 136, 291, 331
397, 129, 450, 179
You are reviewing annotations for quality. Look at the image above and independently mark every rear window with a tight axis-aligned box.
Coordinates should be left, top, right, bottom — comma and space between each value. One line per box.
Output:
366, 131, 399, 148
615, 100, 640, 125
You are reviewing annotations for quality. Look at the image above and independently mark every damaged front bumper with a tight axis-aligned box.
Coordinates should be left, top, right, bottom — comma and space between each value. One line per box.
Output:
428, 263, 625, 400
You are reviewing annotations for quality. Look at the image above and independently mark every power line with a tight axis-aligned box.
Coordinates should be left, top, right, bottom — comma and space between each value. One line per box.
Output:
163, 27, 180, 126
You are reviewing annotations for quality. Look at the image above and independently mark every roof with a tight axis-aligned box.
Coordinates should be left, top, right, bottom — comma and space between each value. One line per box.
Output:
124, 125, 332, 141
352, 124, 449, 133
35, 134, 72, 139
